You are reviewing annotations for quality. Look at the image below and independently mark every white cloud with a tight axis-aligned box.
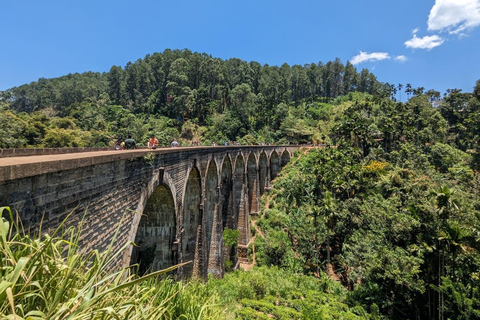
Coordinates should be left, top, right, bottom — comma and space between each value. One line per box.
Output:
404, 34, 444, 50
428, 0, 480, 34
394, 55, 408, 62
412, 27, 420, 35
350, 51, 390, 65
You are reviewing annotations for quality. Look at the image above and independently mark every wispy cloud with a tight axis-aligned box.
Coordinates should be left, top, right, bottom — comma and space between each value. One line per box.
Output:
404, 34, 444, 50
350, 51, 390, 65
394, 55, 408, 62
428, 0, 480, 34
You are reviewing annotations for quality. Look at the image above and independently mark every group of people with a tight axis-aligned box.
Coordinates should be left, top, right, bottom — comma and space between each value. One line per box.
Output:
115, 135, 278, 150
115, 134, 179, 150
147, 135, 179, 148
115, 135, 137, 150
211, 141, 242, 146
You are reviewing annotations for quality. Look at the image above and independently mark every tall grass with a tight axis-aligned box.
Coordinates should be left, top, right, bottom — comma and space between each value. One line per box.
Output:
0, 207, 224, 320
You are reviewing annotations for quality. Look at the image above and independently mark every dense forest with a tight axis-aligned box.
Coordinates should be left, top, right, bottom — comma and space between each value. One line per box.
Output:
0, 48, 407, 148
251, 86, 480, 319
2, 49, 480, 319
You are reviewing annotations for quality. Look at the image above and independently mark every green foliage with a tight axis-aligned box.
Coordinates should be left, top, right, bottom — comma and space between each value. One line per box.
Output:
0, 110, 27, 148
3, 49, 478, 151
255, 146, 480, 319
435, 276, 480, 319
428, 143, 470, 171
0, 49, 390, 148
156, 127, 180, 147
142, 152, 156, 166
334, 96, 448, 157
223, 228, 240, 247
0, 213, 223, 319
42, 128, 91, 147
306, 102, 333, 121
208, 266, 370, 319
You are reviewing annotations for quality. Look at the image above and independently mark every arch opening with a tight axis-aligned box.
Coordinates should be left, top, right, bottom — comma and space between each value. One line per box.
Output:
247, 153, 258, 213
233, 155, 244, 228
204, 160, 218, 265
270, 151, 280, 181
220, 157, 233, 230
132, 184, 176, 275
182, 167, 201, 277
258, 152, 268, 195
281, 150, 291, 167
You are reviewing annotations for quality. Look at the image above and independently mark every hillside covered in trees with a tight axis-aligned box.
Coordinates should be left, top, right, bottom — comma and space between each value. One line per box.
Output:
0, 48, 395, 148
250, 86, 480, 319
2, 49, 475, 150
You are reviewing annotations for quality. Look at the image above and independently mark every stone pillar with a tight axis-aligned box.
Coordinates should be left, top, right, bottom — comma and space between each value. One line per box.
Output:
266, 165, 271, 189
225, 186, 235, 229
225, 174, 237, 266
250, 177, 260, 215
237, 182, 250, 262
264, 166, 272, 194
177, 204, 185, 279
192, 207, 207, 280
207, 203, 224, 278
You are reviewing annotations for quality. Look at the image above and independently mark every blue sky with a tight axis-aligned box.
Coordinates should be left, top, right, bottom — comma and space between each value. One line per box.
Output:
1, 0, 479, 98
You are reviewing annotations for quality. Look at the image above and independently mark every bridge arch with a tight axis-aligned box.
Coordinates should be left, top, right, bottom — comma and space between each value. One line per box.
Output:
247, 153, 259, 214
270, 151, 280, 181
281, 150, 291, 167
220, 155, 234, 230
124, 168, 178, 269
131, 183, 177, 274
258, 151, 268, 195
204, 158, 218, 266
233, 154, 245, 228
182, 166, 202, 277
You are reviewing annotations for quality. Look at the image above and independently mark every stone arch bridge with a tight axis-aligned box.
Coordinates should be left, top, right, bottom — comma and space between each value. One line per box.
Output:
0, 146, 298, 278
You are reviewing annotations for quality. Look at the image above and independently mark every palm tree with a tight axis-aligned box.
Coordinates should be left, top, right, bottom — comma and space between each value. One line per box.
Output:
406, 83, 412, 100
433, 186, 460, 320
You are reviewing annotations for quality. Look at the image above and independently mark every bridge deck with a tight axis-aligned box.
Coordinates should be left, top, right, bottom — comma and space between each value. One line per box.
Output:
0, 146, 278, 182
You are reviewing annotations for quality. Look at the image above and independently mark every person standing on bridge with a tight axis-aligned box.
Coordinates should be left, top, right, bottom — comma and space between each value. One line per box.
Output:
124, 135, 136, 149
171, 139, 179, 147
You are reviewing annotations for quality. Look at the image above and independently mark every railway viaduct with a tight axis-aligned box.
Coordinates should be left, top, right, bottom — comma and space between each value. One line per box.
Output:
0, 146, 298, 278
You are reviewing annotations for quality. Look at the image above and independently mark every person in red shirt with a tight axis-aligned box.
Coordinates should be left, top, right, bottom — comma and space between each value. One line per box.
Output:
148, 134, 159, 149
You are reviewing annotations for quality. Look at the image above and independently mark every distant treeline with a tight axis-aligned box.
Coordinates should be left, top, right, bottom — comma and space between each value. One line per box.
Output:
1, 49, 379, 121
1, 49, 479, 150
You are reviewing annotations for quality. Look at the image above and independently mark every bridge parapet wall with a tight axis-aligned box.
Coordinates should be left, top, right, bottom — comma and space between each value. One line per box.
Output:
0, 147, 120, 158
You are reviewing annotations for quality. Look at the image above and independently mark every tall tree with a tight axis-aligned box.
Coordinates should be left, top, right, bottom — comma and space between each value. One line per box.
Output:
405, 83, 413, 99
108, 65, 125, 105
166, 58, 192, 121
343, 61, 357, 95
397, 83, 403, 101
